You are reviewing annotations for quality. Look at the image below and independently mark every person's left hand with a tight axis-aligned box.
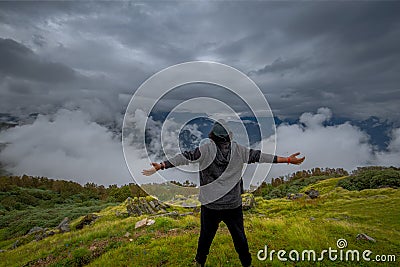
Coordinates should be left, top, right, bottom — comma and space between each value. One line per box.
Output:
141, 162, 161, 176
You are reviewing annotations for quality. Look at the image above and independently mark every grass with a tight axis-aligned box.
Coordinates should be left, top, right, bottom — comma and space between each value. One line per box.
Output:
0, 201, 117, 246
1, 177, 399, 266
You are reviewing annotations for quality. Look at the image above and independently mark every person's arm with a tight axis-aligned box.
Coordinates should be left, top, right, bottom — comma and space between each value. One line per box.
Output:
142, 147, 201, 176
248, 149, 305, 165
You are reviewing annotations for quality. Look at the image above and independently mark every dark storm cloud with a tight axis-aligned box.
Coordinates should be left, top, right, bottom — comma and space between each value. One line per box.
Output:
0, 1, 399, 122
0, 37, 129, 124
248, 2, 400, 121
0, 1, 90, 24
0, 38, 76, 83
283, 2, 399, 44
32, 34, 46, 47
250, 57, 308, 76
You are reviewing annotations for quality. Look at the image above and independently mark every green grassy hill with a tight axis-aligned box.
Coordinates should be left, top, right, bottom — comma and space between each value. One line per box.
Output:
1, 175, 399, 266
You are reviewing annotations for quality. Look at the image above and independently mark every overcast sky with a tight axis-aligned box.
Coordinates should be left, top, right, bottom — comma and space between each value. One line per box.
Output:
1, 1, 399, 122
0, 2, 399, 185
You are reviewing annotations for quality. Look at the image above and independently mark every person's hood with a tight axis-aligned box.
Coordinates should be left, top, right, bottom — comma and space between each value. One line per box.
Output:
211, 121, 229, 137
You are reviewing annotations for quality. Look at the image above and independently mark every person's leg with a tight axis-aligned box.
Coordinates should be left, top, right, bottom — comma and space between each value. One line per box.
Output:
222, 206, 252, 267
195, 205, 221, 266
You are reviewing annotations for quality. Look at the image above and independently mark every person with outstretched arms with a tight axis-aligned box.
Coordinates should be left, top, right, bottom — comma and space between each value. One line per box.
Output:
142, 120, 305, 267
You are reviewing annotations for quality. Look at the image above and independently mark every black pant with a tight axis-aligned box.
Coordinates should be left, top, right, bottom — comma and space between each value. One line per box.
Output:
195, 205, 252, 267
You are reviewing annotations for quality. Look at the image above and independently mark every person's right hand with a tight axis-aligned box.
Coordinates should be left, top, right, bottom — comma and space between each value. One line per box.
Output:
141, 162, 161, 176
288, 152, 305, 165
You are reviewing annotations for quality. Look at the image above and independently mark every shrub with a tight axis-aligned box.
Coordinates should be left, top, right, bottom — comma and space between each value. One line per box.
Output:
337, 167, 400, 191
255, 175, 333, 199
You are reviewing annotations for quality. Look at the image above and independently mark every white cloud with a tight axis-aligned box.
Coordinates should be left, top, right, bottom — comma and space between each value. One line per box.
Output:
299, 107, 332, 128
0, 107, 398, 188
375, 128, 400, 166
262, 108, 399, 181
0, 109, 131, 185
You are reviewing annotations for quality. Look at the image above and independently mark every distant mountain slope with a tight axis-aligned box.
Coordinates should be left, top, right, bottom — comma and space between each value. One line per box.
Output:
0, 111, 394, 151
148, 112, 394, 150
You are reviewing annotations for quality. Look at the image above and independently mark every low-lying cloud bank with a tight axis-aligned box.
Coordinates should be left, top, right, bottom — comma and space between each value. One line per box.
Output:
0, 107, 398, 186
267, 107, 399, 180
0, 109, 131, 185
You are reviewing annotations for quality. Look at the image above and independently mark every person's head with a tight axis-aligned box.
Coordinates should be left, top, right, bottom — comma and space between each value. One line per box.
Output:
208, 120, 232, 143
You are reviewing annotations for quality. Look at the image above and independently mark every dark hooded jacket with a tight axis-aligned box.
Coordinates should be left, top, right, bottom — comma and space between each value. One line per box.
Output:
163, 137, 277, 209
